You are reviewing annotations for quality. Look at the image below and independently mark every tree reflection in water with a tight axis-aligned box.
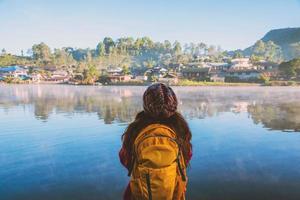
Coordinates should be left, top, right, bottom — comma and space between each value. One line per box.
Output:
248, 102, 300, 132
0, 84, 300, 132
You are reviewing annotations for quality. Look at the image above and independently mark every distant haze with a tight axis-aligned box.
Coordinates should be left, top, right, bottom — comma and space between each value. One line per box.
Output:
0, 0, 299, 55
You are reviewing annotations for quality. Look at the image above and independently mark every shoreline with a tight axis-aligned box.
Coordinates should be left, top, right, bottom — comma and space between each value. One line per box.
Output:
1, 81, 300, 87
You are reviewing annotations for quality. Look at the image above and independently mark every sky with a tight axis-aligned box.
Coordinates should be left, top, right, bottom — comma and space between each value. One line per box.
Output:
0, 0, 300, 55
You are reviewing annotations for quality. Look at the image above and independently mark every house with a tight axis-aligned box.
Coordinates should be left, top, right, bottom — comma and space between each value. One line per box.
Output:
0, 66, 28, 79
208, 62, 230, 71
158, 73, 178, 85
209, 69, 226, 82
253, 60, 279, 70
144, 67, 168, 81
204, 62, 230, 82
44, 66, 57, 72
168, 63, 183, 72
134, 75, 147, 81
107, 67, 123, 76
106, 67, 132, 83
108, 74, 132, 83
181, 67, 210, 81
186, 62, 210, 68
30, 73, 43, 82
48, 70, 70, 82
226, 69, 262, 81
230, 58, 255, 69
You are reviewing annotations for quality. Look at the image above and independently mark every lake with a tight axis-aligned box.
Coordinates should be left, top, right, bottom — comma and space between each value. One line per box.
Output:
1, 84, 300, 200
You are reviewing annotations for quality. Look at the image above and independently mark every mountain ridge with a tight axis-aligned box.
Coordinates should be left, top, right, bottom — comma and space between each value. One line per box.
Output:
243, 27, 300, 60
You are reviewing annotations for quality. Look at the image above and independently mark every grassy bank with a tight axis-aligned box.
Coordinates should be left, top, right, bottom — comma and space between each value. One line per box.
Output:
108, 80, 148, 86
174, 79, 260, 86
263, 81, 300, 86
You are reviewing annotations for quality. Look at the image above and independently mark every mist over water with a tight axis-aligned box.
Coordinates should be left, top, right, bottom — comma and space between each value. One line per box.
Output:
1, 85, 300, 200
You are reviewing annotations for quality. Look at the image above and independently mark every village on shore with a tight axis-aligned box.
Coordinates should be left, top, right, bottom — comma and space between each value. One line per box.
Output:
0, 56, 290, 86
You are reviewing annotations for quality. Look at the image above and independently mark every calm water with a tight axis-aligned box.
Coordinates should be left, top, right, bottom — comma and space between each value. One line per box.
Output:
1, 85, 300, 200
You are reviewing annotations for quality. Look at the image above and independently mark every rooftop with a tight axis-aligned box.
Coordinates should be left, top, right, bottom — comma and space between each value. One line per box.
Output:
0, 66, 25, 72
227, 68, 261, 73
181, 67, 210, 73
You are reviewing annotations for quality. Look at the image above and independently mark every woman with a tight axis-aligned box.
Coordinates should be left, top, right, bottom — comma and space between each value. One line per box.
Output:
119, 83, 192, 200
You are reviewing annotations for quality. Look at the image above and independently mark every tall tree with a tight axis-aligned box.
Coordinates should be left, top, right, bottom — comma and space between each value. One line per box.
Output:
164, 40, 172, 53
233, 51, 244, 58
207, 45, 216, 56
53, 48, 75, 67
265, 41, 282, 62
32, 42, 52, 64
251, 40, 282, 62
253, 40, 266, 56
103, 37, 115, 55
1, 48, 7, 55
83, 64, 100, 84
173, 41, 182, 56
289, 42, 300, 59
96, 42, 105, 57
199, 43, 207, 55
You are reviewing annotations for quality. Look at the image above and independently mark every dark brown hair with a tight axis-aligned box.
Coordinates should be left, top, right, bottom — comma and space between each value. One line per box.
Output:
121, 110, 192, 165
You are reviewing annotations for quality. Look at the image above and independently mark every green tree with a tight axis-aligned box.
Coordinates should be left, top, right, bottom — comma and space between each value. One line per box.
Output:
173, 41, 182, 56
278, 58, 300, 79
289, 42, 300, 59
259, 73, 270, 84
198, 42, 207, 55
70, 48, 89, 61
83, 64, 100, 84
32, 42, 52, 64
53, 48, 75, 67
0, 54, 15, 66
86, 50, 92, 63
164, 40, 172, 53
251, 40, 282, 62
144, 59, 156, 68
265, 41, 282, 62
160, 53, 172, 66
207, 45, 217, 56
122, 64, 130, 75
96, 42, 105, 57
233, 51, 243, 58
1, 48, 6, 55
250, 54, 263, 62
253, 40, 266, 56
103, 37, 115, 55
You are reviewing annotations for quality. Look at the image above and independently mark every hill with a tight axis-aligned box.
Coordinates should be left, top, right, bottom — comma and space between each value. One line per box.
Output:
261, 27, 300, 46
244, 27, 300, 60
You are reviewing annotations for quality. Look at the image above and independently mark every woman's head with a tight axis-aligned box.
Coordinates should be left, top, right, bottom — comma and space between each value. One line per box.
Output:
143, 83, 178, 119
122, 83, 192, 164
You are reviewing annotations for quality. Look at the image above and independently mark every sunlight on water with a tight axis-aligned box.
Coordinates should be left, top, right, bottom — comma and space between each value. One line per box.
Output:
0, 85, 300, 200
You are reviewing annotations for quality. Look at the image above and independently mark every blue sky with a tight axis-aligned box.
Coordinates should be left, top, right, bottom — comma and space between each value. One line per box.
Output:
0, 0, 300, 54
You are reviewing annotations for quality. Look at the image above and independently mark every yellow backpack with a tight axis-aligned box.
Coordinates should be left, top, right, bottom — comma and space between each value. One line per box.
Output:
128, 124, 187, 200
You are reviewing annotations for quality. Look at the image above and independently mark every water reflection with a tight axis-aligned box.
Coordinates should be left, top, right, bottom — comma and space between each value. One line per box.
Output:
1, 85, 300, 200
1, 85, 300, 131
248, 103, 300, 132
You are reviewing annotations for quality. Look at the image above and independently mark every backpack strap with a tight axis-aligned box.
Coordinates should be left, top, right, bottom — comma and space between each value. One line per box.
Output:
176, 147, 186, 182
127, 156, 135, 177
